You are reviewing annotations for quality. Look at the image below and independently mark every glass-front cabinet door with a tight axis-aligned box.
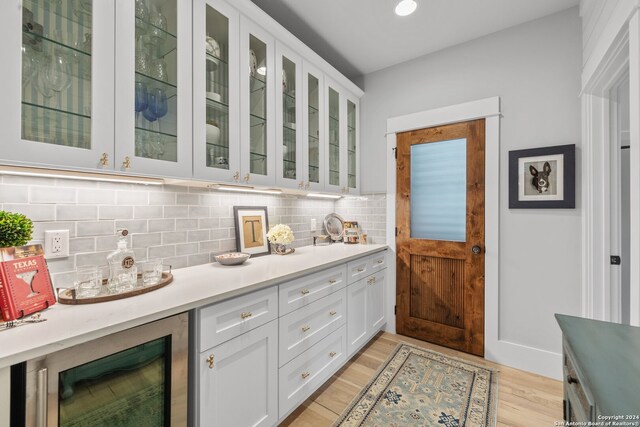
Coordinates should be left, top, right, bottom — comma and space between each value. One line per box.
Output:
193, 0, 239, 182
0, 0, 115, 169
302, 61, 325, 191
114, 0, 192, 177
325, 79, 343, 193
345, 95, 359, 194
240, 17, 275, 186
275, 42, 303, 189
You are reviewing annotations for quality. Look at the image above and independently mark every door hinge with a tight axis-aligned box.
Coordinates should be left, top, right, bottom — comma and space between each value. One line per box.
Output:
394, 305, 397, 315
392, 147, 397, 159
611, 255, 621, 265
395, 227, 398, 237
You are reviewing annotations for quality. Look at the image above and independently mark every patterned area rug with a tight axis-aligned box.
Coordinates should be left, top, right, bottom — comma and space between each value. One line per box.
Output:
333, 343, 498, 427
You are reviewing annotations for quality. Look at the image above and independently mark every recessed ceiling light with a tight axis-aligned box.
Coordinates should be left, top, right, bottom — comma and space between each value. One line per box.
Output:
395, 0, 417, 16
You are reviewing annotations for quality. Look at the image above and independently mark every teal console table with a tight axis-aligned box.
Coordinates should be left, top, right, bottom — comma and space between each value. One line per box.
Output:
556, 314, 640, 422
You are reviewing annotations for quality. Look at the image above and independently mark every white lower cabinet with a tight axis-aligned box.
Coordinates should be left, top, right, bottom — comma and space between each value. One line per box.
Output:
195, 250, 387, 426
199, 320, 278, 427
347, 269, 387, 358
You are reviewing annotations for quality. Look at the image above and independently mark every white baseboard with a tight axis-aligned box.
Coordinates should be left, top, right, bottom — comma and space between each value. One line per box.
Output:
485, 339, 562, 380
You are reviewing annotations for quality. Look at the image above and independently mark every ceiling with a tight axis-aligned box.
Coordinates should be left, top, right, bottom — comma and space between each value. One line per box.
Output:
250, 0, 579, 82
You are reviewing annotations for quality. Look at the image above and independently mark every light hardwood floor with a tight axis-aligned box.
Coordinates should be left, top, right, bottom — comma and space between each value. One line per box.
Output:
280, 332, 563, 426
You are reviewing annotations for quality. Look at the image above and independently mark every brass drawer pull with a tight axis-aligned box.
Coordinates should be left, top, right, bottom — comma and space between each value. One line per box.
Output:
566, 375, 578, 385
99, 153, 109, 166
301, 371, 310, 379
357, 268, 365, 272
207, 354, 214, 369
329, 310, 337, 316
240, 312, 253, 319
329, 279, 337, 284
302, 325, 310, 332
329, 351, 337, 358
376, 260, 384, 264
301, 289, 310, 295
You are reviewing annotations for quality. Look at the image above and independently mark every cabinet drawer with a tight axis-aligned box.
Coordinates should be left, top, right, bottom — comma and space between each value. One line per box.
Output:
563, 346, 594, 421
279, 288, 346, 366
368, 251, 387, 273
279, 265, 347, 315
199, 286, 278, 350
279, 325, 347, 418
347, 257, 369, 284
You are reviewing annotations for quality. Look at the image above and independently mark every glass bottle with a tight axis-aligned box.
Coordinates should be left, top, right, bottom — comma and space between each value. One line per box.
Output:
107, 229, 138, 292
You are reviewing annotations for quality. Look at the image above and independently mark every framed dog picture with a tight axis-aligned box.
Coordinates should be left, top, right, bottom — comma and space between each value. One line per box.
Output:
233, 206, 271, 256
509, 144, 575, 209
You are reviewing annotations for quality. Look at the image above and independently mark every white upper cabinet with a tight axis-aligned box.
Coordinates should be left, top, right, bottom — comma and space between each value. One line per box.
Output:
345, 93, 360, 194
302, 61, 325, 191
275, 42, 304, 189
193, 0, 240, 183
240, 16, 276, 187
324, 78, 343, 193
0, 0, 115, 170
114, 0, 192, 178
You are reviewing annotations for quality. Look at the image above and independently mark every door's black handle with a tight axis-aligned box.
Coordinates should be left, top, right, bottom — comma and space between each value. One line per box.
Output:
472, 245, 482, 255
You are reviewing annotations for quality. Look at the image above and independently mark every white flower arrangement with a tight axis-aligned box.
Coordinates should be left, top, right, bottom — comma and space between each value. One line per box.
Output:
266, 224, 294, 245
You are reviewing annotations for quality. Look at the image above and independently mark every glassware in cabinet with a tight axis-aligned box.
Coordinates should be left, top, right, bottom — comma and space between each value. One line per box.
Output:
275, 43, 303, 188
114, 0, 192, 177
327, 85, 342, 191
240, 17, 275, 186
347, 98, 358, 191
302, 62, 325, 191
1, 0, 114, 168
193, 0, 239, 182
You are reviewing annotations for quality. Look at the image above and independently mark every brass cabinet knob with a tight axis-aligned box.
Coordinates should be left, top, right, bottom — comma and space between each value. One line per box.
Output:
329, 310, 337, 316
329, 279, 337, 284
301, 289, 310, 295
207, 354, 214, 369
298, 181, 305, 189
302, 325, 310, 332
305, 182, 311, 190
244, 173, 250, 183
301, 371, 310, 379
99, 153, 109, 166
122, 156, 131, 169
329, 351, 337, 358
240, 312, 253, 320
233, 171, 240, 182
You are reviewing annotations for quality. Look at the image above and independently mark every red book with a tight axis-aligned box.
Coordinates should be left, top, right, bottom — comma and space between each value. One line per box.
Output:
0, 245, 56, 321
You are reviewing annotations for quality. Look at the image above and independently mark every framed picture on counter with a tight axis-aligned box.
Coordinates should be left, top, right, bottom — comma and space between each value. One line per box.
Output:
233, 206, 271, 256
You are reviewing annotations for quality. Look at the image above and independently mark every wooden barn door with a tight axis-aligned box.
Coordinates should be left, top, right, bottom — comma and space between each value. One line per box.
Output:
396, 119, 485, 356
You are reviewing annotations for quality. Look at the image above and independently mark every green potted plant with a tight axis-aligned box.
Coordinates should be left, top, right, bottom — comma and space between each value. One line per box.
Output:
0, 211, 34, 248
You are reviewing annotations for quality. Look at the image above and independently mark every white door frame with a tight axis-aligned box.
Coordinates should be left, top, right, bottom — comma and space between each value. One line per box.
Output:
582, 8, 640, 325
385, 97, 564, 379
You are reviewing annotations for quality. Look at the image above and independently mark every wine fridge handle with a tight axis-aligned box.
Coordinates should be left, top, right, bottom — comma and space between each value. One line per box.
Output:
36, 368, 48, 427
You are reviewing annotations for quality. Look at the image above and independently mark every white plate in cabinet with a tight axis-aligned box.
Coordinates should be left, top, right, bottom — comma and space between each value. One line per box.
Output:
199, 320, 278, 427
279, 288, 346, 367
368, 251, 387, 273
199, 286, 278, 350
347, 257, 369, 284
279, 265, 347, 315
279, 325, 347, 419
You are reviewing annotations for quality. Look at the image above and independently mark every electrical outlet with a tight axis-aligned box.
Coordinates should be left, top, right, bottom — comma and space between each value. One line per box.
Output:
44, 230, 70, 258
310, 218, 317, 231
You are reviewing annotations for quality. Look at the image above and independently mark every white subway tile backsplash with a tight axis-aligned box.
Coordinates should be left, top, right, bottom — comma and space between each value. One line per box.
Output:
99, 206, 134, 220
149, 219, 176, 233
57, 205, 98, 221
77, 221, 115, 237
30, 186, 76, 204
1, 173, 385, 281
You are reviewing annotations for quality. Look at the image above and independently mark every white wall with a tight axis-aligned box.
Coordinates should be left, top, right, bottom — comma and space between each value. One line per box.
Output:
360, 7, 582, 374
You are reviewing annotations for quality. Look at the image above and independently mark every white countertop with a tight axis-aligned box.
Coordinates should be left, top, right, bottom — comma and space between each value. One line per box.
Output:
0, 244, 386, 368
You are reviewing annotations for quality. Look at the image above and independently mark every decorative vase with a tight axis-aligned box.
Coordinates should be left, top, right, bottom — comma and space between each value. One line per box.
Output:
273, 243, 288, 255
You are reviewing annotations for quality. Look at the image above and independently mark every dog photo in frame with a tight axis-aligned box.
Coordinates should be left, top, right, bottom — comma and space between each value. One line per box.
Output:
509, 144, 576, 209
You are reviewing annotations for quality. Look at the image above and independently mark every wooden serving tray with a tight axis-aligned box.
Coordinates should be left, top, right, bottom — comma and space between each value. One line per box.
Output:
57, 272, 173, 305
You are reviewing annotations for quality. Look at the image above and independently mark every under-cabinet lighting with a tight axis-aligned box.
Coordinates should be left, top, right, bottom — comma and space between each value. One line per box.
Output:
0, 165, 164, 185
307, 193, 342, 200
395, 0, 417, 16
215, 185, 282, 195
